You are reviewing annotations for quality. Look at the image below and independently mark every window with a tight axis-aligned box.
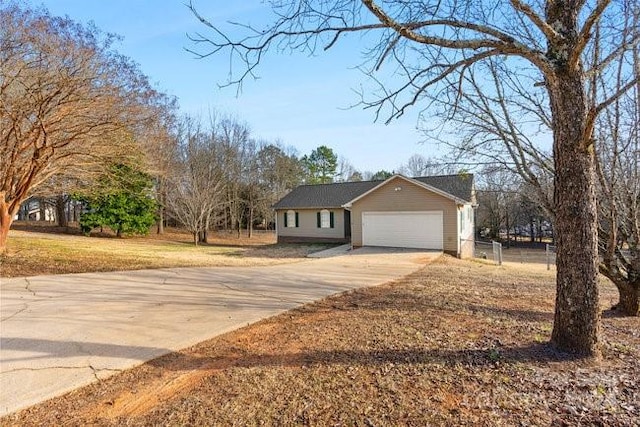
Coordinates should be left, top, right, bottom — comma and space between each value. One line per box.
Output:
285, 210, 298, 228
321, 210, 330, 228
317, 210, 334, 228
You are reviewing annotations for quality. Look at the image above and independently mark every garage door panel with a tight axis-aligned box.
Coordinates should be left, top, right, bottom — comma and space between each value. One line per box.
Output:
362, 211, 443, 250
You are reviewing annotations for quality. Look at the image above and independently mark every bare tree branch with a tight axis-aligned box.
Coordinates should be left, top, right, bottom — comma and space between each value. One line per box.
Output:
570, 0, 612, 69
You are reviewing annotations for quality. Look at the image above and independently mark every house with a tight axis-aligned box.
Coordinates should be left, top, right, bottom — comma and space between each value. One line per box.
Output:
273, 174, 476, 258
13, 198, 55, 222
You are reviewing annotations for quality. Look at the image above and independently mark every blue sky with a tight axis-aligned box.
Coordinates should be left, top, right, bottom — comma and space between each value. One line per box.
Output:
36, 0, 445, 173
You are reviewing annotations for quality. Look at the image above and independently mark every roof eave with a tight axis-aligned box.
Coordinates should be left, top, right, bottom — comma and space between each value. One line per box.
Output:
273, 205, 345, 210
343, 174, 469, 206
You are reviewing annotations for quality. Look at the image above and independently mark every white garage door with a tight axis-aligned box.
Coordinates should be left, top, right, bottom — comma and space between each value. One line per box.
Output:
362, 211, 443, 250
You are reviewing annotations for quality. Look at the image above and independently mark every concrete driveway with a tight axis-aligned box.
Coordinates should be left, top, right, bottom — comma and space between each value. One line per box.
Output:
0, 247, 438, 416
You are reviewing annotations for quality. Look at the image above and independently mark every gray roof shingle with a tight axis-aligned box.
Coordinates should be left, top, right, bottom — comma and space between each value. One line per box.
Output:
273, 174, 474, 209
413, 174, 474, 202
273, 180, 379, 209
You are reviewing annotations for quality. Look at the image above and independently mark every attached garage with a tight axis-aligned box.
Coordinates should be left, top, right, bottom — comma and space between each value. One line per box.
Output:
274, 173, 476, 258
362, 211, 443, 250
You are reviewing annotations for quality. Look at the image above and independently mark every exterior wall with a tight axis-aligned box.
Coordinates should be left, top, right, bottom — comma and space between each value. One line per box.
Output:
275, 208, 346, 243
460, 236, 475, 258
350, 177, 459, 255
278, 235, 349, 244
458, 204, 475, 259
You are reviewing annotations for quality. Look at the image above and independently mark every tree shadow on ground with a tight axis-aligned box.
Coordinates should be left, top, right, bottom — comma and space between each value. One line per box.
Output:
466, 304, 554, 322
321, 289, 554, 324
1, 337, 169, 364
240, 244, 339, 259
601, 307, 631, 318
147, 341, 583, 374
10, 222, 83, 236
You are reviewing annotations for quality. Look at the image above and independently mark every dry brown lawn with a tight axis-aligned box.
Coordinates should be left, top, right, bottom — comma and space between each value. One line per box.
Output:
3, 256, 638, 426
1, 224, 332, 277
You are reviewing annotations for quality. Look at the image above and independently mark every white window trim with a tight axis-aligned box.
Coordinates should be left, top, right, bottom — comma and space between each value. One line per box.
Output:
320, 209, 331, 228
286, 210, 296, 228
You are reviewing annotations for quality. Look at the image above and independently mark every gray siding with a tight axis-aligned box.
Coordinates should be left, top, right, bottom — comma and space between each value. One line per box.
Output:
276, 208, 346, 240
350, 176, 459, 254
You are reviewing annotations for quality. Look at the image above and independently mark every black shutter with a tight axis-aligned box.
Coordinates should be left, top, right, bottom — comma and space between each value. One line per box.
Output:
329, 211, 334, 228
317, 212, 321, 228
295, 212, 299, 227
283, 212, 288, 227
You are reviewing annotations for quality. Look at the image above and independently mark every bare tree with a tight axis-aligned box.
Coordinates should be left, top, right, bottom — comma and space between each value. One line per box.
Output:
431, 6, 639, 315
0, 4, 162, 250
335, 156, 359, 182
424, 56, 557, 214
256, 143, 304, 199
475, 167, 522, 245
166, 119, 226, 245
188, 0, 640, 356
398, 154, 456, 177
218, 117, 252, 237
139, 96, 180, 235
595, 32, 640, 315
240, 139, 263, 238
400, 154, 430, 177
254, 142, 304, 230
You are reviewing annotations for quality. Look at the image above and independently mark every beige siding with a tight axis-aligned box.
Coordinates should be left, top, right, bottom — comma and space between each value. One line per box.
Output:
276, 208, 345, 240
350, 177, 459, 254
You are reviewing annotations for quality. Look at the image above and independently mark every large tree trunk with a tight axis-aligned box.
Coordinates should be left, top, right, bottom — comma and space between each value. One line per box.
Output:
543, 1, 602, 358
39, 198, 47, 221
617, 283, 639, 316
0, 196, 22, 252
55, 195, 68, 228
156, 189, 165, 234
529, 219, 535, 243
17, 204, 27, 221
0, 204, 12, 252
548, 71, 600, 357
157, 206, 164, 234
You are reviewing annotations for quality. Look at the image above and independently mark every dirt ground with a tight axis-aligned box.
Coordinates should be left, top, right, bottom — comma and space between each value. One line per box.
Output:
2, 256, 638, 426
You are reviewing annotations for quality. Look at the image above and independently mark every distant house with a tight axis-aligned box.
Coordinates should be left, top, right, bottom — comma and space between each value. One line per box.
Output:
273, 174, 476, 258
14, 198, 55, 222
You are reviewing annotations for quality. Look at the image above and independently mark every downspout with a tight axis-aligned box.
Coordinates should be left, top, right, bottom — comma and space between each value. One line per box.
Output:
456, 204, 462, 258
274, 210, 278, 242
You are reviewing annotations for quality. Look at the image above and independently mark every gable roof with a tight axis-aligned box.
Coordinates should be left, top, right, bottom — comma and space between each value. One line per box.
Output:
413, 174, 474, 203
273, 174, 474, 209
273, 180, 379, 209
